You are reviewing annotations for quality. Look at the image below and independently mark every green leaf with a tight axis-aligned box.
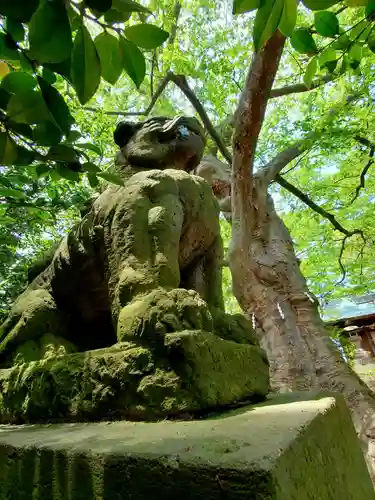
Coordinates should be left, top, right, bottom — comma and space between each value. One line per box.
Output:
253, 0, 284, 52
14, 145, 34, 166
0, 0, 39, 22
29, 2, 72, 63
55, 165, 80, 182
348, 43, 362, 62
279, 0, 297, 37
0, 33, 19, 61
319, 48, 337, 66
0, 72, 36, 94
124, 24, 169, 49
97, 171, 124, 185
71, 25, 101, 105
42, 68, 57, 85
84, 0, 112, 12
303, 56, 318, 88
48, 145, 78, 162
314, 11, 339, 37
75, 143, 102, 155
94, 32, 123, 85
7, 90, 51, 124
82, 161, 101, 173
233, 0, 262, 13
104, 8, 131, 23
33, 122, 63, 146
6, 18, 25, 42
366, 2, 375, 18
19, 53, 34, 72
119, 38, 145, 88
87, 173, 99, 188
112, 0, 151, 14
368, 35, 375, 54
331, 33, 350, 50
0, 132, 18, 165
302, 0, 340, 10
37, 77, 74, 135
290, 28, 318, 54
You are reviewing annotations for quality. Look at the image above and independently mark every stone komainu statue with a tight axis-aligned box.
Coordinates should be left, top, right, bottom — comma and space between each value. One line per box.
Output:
0, 116, 269, 423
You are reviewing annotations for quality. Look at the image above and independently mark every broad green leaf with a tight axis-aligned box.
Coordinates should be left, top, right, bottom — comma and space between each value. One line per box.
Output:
112, 0, 151, 13
97, 171, 124, 185
319, 48, 337, 66
48, 145, 78, 162
42, 68, 56, 85
84, 0, 112, 12
0, 132, 18, 165
38, 77, 74, 135
0, 0, 39, 22
368, 35, 375, 54
6, 19, 25, 42
87, 173, 99, 188
7, 90, 51, 124
71, 26, 101, 105
233, 0, 262, 13
104, 8, 131, 22
0, 72, 36, 94
19, 53, 33, 72
314, 11, 339, 37
253, 0, 284, 52
55, 165, 80, 182
345, 0, 367, 5
94, 32, 123, 85
124, 24, 169, 49
303, 57, 318, 88
29, 2, 72, 63
0, 33, 19, 61
75, 143, 102, 155
302, 0, 340, 9
348, 43, 362, 62
349, 20, 372, 42
279, 0, 297, 37
82, 161, 101, 173
0, 61, 9, 77
290, 28, 318, 54
331, 33, 350, 50
119, 38, 146, 88
33, 122, 63, 146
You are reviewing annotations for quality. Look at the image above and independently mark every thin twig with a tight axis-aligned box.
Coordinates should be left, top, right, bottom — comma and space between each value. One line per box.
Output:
350, 135, 375, 204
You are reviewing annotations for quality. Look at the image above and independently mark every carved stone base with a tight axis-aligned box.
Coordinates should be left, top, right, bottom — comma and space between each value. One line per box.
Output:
0, 393, 372, 499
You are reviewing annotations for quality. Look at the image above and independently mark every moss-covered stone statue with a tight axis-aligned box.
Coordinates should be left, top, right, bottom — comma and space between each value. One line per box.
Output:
0, 116, 269, 423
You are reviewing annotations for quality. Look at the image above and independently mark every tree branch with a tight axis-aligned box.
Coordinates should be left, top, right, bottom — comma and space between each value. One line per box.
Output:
276, 174, 360, 236
350, 135, 375, 204
232, 30, 286, 234
269, 75, 334, 99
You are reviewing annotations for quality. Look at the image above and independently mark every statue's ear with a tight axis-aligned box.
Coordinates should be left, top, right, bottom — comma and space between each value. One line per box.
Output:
113, 121, 139, 148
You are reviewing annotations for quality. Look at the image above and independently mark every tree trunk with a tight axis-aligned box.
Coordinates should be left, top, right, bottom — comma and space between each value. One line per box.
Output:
228, 176, 375, 480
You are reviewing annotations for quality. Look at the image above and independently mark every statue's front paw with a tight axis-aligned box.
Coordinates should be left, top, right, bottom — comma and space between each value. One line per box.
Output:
117, 288, 213, 344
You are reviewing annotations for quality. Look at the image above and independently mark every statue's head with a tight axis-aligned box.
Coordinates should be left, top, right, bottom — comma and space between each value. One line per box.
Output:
113, 116, 205, 171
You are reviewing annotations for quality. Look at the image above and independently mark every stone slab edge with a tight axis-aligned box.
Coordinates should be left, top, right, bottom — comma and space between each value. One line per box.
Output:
0, 392, 372, 499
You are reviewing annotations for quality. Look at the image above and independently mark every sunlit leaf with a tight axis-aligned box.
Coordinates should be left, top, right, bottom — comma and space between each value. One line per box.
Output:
71, 26, 101, 105
94, 32, 123, 85
38, 76, 74, 135
233, 0, 262, 13
303, 56, 318, 88
253, 0, 284, 52
119, 37, 146, 88
7, 90, 51, 124
302, 0, 340, 10
314, 11, 339, 37
0, 72, 36, 94
279, 0, 297, 37
124, 24, 169, 49
290, 28, 318, 54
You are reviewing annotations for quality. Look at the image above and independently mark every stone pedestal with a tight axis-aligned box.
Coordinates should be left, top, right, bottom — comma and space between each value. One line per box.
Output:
0, 393, 373, 499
